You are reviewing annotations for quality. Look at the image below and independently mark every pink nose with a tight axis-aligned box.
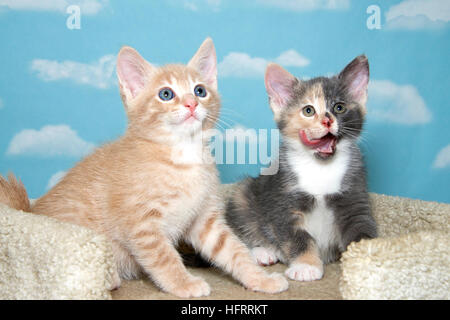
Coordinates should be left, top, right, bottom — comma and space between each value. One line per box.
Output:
321, 117, 333, 128
183, 95, 198, 114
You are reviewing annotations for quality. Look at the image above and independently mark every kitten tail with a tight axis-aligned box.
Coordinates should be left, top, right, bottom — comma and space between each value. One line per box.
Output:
0, 173, 31, 212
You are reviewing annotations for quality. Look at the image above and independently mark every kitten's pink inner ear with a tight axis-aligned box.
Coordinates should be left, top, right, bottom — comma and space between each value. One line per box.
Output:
116, 47, 153, 100
349, 73, 369, 103
188, 38, 217, 89
340, 55, 369, 105
265, 64, 296, 109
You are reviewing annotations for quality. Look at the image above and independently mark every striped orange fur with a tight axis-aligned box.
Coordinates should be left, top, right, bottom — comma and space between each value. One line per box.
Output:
0, 38, 288, 298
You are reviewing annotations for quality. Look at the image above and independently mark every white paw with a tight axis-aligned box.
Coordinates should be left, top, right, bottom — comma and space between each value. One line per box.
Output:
285, 263, 323, 282
108, 268, 122, 291
251, 247, 279, 266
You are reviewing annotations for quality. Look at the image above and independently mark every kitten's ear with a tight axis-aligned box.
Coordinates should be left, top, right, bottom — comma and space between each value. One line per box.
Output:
339, 55, 370, 108
188, 37, 217, 89
116, 46, 154, 105
265, 63, 298, 118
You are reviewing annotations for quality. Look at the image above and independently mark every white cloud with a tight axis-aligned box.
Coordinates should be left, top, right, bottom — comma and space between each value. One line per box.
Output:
183, 1, 199, 11
176, 0, 349, 12
386, 0, 450, 30
46, 170, 67, 190
433, 144, 450, 169
368, 80, 431, 125
255, 0, 350, 11
274, 50, 310, 67
219, 52, 268, 78
6, 124, 95, 157
0, 0, 108, 15
31, 54, 116, 89
219, 50, 310, 78
178, 0, 221, 12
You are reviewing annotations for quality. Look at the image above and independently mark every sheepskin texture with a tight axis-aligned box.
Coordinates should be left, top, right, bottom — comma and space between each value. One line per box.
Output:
113, 192, 450, 300
340, 193, 450, 300
112, 192, 450, 300
340, 231, 449, 299
0, 203, 116, 300
0, 192, 448, 300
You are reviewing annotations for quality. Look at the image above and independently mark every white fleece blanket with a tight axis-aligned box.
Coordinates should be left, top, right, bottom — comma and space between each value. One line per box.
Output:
339, 194, 450, 299
0, 203, 116, 299
0, 193, 448, 300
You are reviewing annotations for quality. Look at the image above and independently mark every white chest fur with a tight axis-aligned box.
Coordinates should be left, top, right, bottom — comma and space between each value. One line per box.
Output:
303, 196, 339, 256
170, 134, 206, 165
286, 139, 351, 253
286, 140, 351, 196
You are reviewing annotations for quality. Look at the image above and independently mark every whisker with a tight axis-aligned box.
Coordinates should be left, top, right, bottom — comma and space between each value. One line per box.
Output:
205, 115, 232, 130
215, 117, 234, 129
217, 116, 238, 127
217, 113, 240, 125
220, 107, 246, 120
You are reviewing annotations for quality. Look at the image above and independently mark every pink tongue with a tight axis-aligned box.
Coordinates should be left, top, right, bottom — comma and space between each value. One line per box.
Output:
316, 137, 335, 154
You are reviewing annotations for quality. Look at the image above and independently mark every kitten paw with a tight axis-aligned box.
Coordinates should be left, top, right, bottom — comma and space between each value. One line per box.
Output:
245, 272, 289, 294
285, 263, 323, 282
108, 268, 122, 291
169, 276, 211, 298
251, 247, 279, 266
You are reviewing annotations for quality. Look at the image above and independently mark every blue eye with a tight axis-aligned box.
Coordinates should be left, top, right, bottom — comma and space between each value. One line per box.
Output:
194, 85, 207, 98
159, 88, 174, 101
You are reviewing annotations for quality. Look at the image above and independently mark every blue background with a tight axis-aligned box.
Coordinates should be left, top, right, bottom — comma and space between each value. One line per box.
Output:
0, 0, 449, 203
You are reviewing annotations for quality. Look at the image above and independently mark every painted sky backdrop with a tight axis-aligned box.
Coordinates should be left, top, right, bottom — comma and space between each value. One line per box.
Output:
0, 0, 449, 203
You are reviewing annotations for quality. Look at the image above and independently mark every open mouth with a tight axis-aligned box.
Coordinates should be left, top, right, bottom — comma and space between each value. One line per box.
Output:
299, 130, 337, 157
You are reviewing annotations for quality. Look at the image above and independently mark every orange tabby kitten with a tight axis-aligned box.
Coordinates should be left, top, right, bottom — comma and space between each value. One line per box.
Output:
0, 38, 288, 298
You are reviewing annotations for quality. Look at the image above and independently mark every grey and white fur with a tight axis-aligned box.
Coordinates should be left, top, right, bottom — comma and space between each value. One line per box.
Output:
225, 55, 377, 281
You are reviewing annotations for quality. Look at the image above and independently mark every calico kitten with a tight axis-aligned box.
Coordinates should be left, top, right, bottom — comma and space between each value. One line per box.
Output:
0, 38, 288, 297
225, 55, 378, 281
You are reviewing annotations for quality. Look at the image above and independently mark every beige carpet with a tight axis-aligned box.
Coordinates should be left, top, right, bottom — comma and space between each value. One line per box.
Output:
111, 263, 342, 300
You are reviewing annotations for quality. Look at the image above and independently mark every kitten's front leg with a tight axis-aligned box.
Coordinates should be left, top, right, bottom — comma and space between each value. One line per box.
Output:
327, 193, 378, 249
282, 227, 324, 282
127, 225, 210, 298
285, 242, 324, 282
186, 200, 289, 294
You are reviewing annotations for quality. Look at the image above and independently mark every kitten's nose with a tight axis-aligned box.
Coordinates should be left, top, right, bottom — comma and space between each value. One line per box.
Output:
321, 116, 333, 128
182, 94, 198, 114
